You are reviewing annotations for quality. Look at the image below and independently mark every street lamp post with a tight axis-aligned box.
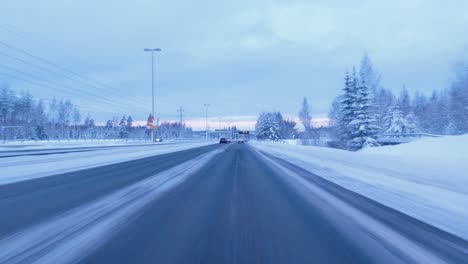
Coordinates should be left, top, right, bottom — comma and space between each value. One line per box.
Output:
144, 48, 161, 143
203, 104, 210, 140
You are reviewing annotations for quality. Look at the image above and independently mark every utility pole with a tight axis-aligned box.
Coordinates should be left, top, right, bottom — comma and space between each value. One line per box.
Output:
203, 104, 210, 140
144, 48, 161, 143
177, 106, 184, 124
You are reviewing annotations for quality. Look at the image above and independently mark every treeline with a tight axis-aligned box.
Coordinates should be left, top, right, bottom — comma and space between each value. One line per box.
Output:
0, 85, 193, 141
158, 121, 193, 139
329, 54, 468, 149
255, 112, 296, 140
255, 98, 324, 145
83, 117, 192, 140
0, 86, 84, 140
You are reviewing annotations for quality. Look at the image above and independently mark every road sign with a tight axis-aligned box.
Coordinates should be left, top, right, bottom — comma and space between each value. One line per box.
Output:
147, 114, 155, 127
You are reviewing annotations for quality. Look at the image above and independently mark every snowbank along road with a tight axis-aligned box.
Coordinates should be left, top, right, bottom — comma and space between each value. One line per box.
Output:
0, 143, 467, 263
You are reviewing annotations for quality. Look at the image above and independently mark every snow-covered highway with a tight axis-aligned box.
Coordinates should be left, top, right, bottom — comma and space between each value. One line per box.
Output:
0, 141, 215, 185
0, 143, 467, 263
0, 144, 153, 158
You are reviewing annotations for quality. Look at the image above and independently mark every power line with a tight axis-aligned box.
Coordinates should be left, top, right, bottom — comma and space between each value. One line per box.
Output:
0, 45, 148, 107
0, 71, 148, 117
8, 90, 131, 118
0, 40, 148, 104
0, 70, 148, 114
0, 50, 148, 109
0, 64, 149, 113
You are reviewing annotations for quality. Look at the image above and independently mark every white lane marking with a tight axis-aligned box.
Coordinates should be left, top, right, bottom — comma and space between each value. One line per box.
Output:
0, 148, 224, 264
254, 150, 447, 264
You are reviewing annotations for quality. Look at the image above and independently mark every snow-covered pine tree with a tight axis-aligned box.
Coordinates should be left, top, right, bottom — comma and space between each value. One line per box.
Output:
449, 65, 468, 134
375, 88, 395, 133
125, 115, 133, 137
412, 92, 428, 132
271, 112, 284, 140
347, 69, 380, 149
359, 53, 381, 97
328, 95, 343, 140
255, 112, 266, 140
328, 96, 342, 127
119, 116, 128, 139
104, 120, 114, 138
383, 99, 416, 135
434, 90, 450, 134
400, 86, 411, 116
421, 90, 450, 134
359, 53, 382, 129
339, 70, 356, 146
255, 112, 283, 140
127, 116, 133, 128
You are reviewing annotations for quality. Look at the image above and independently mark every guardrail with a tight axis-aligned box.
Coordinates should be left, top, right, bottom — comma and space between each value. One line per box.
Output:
376, 133, 441, 145
377, 133, 441, 138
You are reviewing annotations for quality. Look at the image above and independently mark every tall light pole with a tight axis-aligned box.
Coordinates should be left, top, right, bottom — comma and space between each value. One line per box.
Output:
144, 48, 161, 143
203, 104, 210, 140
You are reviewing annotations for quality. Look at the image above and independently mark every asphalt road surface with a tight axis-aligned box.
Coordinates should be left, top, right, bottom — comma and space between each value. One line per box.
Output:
0, 143, 467, 264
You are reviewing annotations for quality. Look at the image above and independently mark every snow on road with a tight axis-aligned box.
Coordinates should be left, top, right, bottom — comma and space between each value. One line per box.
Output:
250, 135, 468, 240
0, 139, 203, 151
0, 148, 224, 264
0, 141, 216, 185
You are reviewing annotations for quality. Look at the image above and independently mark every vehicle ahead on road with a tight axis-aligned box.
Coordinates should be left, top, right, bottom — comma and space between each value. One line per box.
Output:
237, 139, 245, 143
219, 138, 228, 144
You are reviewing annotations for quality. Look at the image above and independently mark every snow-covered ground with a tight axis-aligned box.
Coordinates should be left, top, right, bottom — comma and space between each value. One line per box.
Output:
250, 135, 468, 240
0, 141, 216, 185
0, 139, 204, 151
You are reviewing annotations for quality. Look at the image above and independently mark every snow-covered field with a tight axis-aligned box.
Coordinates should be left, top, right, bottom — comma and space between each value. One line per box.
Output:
250, 135, 468, 240
0, 141, 216, 185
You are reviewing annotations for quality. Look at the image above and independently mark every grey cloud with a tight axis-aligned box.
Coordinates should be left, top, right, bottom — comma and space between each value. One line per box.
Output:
0, 0, 467, 125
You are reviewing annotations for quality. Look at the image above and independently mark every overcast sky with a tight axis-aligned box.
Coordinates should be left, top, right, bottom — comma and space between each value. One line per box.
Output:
1, 0, 468, 129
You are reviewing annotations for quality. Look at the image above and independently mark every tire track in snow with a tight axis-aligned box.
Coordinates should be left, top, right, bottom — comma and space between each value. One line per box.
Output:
253, 150, 448, 264
0, 148, 225, 264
